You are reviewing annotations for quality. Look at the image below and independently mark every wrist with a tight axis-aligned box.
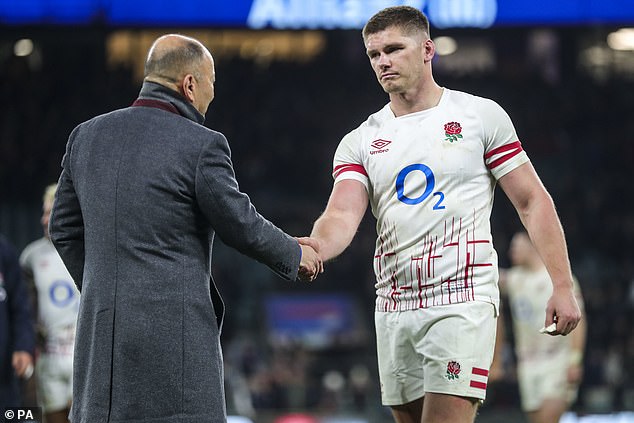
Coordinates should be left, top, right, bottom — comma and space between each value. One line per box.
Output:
551, 276, 574, 290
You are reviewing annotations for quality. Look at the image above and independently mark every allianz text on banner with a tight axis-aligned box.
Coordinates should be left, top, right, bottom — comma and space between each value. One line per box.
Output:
247, 0, 497, 30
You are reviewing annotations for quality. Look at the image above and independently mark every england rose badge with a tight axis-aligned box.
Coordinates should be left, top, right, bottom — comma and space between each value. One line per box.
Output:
444, 121, 463, 143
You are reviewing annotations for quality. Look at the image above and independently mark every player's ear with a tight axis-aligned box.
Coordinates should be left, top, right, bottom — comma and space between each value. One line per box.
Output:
423, 38, 435, 63
181, 74, 196, 104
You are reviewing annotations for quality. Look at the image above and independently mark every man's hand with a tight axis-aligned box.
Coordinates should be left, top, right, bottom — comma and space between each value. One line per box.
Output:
298, 242, 323, 282
12, 351, 33, 378
545, 285, 581, 336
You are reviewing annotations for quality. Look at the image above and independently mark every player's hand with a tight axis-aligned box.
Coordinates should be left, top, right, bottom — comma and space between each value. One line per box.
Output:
544, 285, 581, 336
298, 243, 323, 282
12, 351, 33, 377
296, 236, 323, 255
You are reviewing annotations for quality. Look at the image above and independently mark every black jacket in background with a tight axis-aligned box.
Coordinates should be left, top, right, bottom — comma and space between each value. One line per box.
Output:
0, 234, 35, 409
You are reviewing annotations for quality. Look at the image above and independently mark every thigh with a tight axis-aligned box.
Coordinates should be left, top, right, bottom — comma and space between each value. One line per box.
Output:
421, 392, 478, 423
417, 301, 497, 401
390, 397, 424, 423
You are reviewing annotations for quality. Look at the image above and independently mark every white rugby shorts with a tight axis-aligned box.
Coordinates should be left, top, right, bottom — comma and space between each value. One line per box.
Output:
36, 353, 73, 413
516, 350, 579, 411
375, 301, 497, 405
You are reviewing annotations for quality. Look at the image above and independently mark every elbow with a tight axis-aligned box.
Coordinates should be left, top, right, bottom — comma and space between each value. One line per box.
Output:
515, 189, 555, 223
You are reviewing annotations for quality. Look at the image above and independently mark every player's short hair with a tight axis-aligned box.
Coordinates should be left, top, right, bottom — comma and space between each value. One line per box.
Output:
363, 6, 431, 40
43, 183, 57, 204
144, 35, 207, 82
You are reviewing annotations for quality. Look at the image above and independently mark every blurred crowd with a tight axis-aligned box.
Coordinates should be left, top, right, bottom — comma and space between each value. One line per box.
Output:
1, 26, 633, 421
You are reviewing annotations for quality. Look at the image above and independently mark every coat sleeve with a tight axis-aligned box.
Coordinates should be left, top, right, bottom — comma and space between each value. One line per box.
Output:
49, 127, 86, 291
195, 132, 301, 281
1, 238, 35, 355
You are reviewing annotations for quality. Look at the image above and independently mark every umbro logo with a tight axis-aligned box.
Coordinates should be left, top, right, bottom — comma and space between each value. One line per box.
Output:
370, 139, 391, 155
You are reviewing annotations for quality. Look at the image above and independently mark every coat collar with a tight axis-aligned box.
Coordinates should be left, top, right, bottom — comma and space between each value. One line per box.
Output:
136, 81, 205, 125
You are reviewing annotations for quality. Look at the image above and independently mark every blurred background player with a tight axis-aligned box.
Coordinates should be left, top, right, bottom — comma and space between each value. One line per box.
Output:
491, 231, 587, 423
0, 233, 35, 410
20, 183, 78, 423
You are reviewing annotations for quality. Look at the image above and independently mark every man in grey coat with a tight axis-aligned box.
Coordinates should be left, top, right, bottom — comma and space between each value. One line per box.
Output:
49, 34, 322, 423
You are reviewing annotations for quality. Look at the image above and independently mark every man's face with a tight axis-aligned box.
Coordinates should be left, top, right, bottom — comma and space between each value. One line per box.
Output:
194, 53, 216, 115
364, 26, 427, 94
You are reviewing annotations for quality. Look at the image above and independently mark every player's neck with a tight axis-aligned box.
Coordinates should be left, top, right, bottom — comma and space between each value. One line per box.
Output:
389, 82, 443, 117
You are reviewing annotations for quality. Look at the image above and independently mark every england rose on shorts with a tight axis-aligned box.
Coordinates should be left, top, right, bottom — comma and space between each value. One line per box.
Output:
333, 88, 529, 312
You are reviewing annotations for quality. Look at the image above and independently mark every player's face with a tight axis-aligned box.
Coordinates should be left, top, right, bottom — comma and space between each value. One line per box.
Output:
41, 199, 53, 239
194, 53, 216, 115
509, 233, 533, 266
364, 26, 429, 94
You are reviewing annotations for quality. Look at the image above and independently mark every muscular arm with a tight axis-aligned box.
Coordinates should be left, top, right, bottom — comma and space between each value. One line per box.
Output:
308, 180, 369, 262
498, 162, 581, 335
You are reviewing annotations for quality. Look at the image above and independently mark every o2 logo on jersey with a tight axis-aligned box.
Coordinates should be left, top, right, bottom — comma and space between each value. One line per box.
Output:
396, 164, 446, 209
49, 280, 76, 308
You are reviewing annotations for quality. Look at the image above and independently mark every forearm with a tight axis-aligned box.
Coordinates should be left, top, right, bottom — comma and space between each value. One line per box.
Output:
500, 164, 574, 290
311, 212, 358, 261
308, 180, 368, 262
500, 164, 581, 335
518, 192, 573, 289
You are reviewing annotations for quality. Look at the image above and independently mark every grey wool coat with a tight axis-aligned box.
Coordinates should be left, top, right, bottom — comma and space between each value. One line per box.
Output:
49, 82, 302, 423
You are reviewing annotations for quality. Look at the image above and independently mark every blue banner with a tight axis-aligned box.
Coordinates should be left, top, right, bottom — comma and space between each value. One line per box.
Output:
1, 0, 633, 28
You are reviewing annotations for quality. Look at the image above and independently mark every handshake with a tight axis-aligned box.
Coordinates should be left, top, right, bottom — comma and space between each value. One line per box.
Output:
296, 237, 324, 282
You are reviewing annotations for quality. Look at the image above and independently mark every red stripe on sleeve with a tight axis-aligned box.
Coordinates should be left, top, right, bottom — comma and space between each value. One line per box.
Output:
484, 141, 522, 159
485, 141, 523, 170
472, 367, 489, 377
333, 164, 368, 179
470, 381, 487, 390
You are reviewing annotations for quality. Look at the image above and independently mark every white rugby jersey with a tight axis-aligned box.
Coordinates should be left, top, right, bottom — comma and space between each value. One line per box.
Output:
504, 266, 582, 360
333, 88, 529, 312
20, 237, 79, 355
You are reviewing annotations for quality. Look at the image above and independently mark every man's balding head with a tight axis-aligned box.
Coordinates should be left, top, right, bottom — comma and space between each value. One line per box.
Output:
145, 34, 208, 82
144, 34, 216, 116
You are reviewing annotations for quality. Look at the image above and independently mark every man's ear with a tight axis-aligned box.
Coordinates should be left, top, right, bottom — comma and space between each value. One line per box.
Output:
181, 74, 196, 103
423, 38, 435, 63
